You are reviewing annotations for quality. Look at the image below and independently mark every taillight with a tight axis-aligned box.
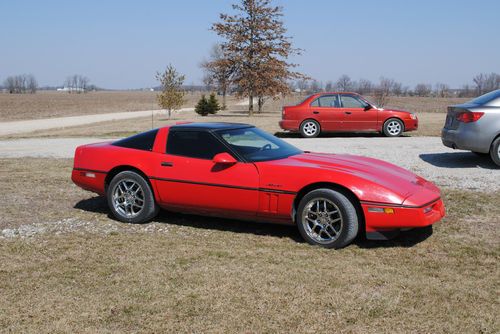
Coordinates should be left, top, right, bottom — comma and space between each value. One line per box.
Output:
282, 107, 286, 118
456, 111, 484, 123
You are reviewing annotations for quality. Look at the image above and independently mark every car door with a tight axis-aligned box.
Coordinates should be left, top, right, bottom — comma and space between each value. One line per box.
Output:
154, 129, 260, 218
340, 94, 378, 131
309, 94, 343, 131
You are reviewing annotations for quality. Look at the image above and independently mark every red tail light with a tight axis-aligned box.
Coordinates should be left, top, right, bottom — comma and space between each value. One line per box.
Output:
456, 111, 484, 123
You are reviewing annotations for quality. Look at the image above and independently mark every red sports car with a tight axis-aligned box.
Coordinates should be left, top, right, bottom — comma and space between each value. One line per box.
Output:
72, 123, 444, 248
280, 92, 419, 138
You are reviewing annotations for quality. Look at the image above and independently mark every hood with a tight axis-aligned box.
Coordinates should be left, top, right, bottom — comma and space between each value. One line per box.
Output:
383, 108, 413, 114
276, 152, 439, 205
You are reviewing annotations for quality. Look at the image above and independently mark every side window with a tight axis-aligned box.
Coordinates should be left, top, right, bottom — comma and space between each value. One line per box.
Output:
166, 131, 228, 160
341, 95, 366, 108
316, 95, 339, 108
310, 99, 319, 107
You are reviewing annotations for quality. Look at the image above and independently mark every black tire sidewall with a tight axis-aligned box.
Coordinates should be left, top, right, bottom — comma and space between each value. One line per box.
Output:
296, 189, 359, 249
490, 137, 500, 167
107, 171, 158, 224
300, 120, 320, 138
383, 118, 404, 137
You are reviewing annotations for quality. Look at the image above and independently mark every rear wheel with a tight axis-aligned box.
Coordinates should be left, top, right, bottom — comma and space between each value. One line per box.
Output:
107, 171, 159, 223
383, 118, 404, 137
300, 119, 320, 138
296, 189, 359, 249
490, 137, 500, 167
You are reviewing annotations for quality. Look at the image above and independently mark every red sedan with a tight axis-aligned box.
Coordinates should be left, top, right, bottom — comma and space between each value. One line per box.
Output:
280, 92, 418, 138
72, 123, 444, 248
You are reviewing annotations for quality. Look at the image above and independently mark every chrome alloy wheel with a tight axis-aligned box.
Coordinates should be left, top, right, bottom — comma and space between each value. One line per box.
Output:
303, 121, 318, 136
112, 179, 145, 218
386, 120, 402, 136
302, 198, 343, 244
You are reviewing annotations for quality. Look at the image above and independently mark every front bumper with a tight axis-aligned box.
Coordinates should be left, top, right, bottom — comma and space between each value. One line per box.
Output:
362, 198, 445, 234
403, 118, 418, 132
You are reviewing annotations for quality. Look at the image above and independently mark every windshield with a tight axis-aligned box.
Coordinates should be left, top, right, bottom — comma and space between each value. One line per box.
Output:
216, 127, 302, 162
468, 89, 500, 106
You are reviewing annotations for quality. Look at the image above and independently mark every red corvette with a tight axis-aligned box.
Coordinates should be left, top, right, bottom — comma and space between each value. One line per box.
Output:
280, 92, 419, 138
72, 123, 444, 248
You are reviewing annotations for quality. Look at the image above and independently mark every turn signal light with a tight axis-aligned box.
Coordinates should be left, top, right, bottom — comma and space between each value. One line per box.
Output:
456, 111, 484, 123
368, 207, 395, 214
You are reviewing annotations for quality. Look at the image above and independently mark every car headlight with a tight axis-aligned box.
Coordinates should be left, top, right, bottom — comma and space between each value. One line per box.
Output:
410, 113, 417, 120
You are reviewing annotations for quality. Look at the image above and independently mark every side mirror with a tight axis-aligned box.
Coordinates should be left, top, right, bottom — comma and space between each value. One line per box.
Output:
212, 152, 237, 165
364, 104, 372, 111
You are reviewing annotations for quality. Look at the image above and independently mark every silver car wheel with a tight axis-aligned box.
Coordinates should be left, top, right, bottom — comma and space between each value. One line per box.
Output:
387, 120, 402, 136
112, 179, 145, 218
302, 198, 343, 244
303, 121, 318, 136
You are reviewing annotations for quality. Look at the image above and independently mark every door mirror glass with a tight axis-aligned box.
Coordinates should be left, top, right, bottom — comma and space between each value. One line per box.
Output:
364, 104, 372, 111
212, 152, 237, 165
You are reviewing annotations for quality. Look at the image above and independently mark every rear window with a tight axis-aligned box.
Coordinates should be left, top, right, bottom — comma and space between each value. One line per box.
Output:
469, 90, 500, 106
112, 129, 158, 151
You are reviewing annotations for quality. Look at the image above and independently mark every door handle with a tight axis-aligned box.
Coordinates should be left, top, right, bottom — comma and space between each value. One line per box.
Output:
313, 111, 319, 114
345, 111, 352, 115
161, 161, 173, 167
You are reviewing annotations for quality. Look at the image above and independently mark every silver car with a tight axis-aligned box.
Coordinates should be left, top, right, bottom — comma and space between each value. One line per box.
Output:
442, 89, 500, 166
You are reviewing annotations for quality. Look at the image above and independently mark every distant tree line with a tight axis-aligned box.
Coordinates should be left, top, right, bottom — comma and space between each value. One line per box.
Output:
292, 72, 500, 102
3, 74, 38, 94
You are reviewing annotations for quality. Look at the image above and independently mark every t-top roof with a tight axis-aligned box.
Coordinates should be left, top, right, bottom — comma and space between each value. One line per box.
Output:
170, 122, 254, 131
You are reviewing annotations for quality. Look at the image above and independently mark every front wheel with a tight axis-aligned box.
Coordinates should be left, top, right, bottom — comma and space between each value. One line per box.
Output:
300, 119, 321, 138
296, 189, 359, 249
490, 137, 500, 167
107, 171, 159, 223
383, 118, 404, 137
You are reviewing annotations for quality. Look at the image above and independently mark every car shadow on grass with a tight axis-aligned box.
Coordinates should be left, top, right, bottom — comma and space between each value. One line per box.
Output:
419, 152, 497, 169
354, 226, 433, 249
74, 196, 432, 248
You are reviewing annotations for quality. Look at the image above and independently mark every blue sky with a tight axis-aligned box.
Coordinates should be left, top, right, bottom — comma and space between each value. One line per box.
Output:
1, 0, 499, 89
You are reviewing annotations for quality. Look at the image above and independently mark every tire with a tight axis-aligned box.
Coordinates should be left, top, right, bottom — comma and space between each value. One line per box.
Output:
107, 171, 159, 223
490, 137, 500, 167
383, 118, 404, 137
300, 119, 321, 138
296, 189, 359, 249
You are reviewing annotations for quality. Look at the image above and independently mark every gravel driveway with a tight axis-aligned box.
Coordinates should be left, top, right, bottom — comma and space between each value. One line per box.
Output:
0, 136, 497, 191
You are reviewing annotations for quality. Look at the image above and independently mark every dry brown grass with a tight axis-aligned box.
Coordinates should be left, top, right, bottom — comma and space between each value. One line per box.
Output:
0, 158, 498, 333
0, 91, 215, 122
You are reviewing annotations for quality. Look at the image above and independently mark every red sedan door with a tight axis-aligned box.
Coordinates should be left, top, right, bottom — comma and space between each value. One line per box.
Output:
309, 94, 343, 131
340, 94, 378, 131
153, 129, 260, 218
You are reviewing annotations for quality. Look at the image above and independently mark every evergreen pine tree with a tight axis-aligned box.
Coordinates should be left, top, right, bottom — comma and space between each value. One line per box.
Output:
195, 95, 210, 116
207, 93, 221, 114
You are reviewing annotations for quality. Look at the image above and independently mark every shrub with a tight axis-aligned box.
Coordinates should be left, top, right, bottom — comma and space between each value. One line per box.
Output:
207, 93, 221, 114
195, 95, 210, 116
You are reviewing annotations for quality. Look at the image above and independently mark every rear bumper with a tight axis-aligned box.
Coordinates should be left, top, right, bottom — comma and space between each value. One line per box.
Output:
362, 198, 445, 234
279, 119, 300, 131
72, 168, 107, 195
441, 126, 491, 153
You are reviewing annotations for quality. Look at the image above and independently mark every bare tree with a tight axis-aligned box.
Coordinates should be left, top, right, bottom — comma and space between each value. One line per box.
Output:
473, 72, 500, 95
335, 74, 353, 91
414, 83, 432, 97
310, 80, 321, 93
64, 74, 90, 93
155, 64, 186, 118
200, 43, 234, 109
434, 83, 450, 98
391, 81, 403, 96
325, 81, 333, 92
372, 77, 395, 107
3, 74, 37, 94
357, 78, 373, 95
212, 0, 306, 115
